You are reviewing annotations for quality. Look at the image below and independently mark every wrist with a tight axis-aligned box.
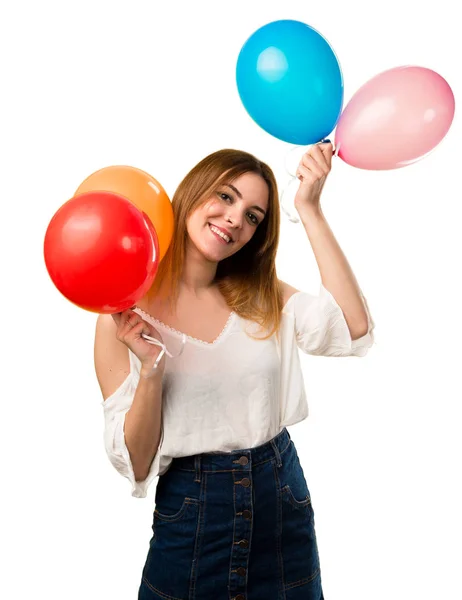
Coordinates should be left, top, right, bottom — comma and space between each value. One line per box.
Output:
140, 364, 163, 380
295, 203, 324, 222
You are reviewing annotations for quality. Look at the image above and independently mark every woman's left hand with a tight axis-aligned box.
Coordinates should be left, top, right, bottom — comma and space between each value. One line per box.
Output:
293, 141, 334, 214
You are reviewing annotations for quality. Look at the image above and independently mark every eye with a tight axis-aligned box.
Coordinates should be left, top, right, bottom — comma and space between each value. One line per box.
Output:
217, 191, 259, 226
218, 192, 232, 203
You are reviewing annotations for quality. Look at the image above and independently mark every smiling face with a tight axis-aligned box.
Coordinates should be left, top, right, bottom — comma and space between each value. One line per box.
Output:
185, 172, 269, 261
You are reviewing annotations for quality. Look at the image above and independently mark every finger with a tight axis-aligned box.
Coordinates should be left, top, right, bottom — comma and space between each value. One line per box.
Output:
296, 163, 319, 184
137, 323, 164, 345
129, 315, 159, 340
117, 309, 132, 325
112, 310, 135, 328
131, 320, 151, 337
299, 154, 325, 180
126, 314, 142, 330
120, 312, 142, 335
306, 144, 330, 172
319, 140, 334, 169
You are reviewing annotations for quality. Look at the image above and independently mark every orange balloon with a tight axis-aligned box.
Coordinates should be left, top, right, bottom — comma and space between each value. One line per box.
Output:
75, 165, 173, 262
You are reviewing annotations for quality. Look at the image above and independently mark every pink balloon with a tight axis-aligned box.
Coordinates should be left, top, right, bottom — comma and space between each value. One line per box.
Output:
335, 66, 455, 170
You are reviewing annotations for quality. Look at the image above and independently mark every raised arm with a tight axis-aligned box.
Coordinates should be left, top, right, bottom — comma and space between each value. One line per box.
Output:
294, 141, 369, 340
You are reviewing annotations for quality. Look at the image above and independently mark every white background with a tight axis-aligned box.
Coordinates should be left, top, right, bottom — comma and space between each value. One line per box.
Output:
1, 1, 460, 598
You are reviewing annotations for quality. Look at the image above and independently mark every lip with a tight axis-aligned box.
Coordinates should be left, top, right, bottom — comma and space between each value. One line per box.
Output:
208, 223, 234, 242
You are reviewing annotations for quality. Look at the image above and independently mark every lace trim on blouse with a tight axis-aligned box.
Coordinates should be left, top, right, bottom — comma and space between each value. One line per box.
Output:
134, 307, 236, 346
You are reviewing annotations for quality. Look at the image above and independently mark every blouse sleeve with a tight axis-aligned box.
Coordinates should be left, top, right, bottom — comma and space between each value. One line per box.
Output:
283, 283, 375, 357
100, 356, 163, 498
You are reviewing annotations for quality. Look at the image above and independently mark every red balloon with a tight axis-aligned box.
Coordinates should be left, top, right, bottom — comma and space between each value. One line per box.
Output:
44, 191, 160, 313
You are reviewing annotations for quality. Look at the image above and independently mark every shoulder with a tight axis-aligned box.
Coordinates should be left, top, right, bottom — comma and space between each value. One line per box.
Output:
278, 279, 301, 307
95, 313, 118, 343
94, 314, 131, 401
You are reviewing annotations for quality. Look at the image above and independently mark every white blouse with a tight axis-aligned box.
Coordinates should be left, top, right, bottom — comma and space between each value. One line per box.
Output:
101, 284, 375, 498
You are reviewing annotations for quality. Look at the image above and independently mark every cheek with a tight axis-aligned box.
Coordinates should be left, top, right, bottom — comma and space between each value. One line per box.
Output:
204, 199, 221, 213
239, 227, 256, 246
188, 207, 207, 227
185, 215, 199, 238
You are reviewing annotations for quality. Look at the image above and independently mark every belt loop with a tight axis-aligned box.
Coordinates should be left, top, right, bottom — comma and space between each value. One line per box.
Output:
194, 455, 201, 482
270, 439, 282, 468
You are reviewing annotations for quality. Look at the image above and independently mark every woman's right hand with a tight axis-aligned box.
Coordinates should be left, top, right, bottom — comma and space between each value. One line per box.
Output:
111, 308, 166, 377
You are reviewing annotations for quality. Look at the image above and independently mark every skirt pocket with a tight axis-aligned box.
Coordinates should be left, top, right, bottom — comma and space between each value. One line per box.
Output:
283, 483, 312, 511
278, 442, 321, 593
155, 496, 198, 523
142, 497, 201, 599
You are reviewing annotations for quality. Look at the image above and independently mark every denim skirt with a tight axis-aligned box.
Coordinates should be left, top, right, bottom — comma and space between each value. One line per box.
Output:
138, 427, 324, 600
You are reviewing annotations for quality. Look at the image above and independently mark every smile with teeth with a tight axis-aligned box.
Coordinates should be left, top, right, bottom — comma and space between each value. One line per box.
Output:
209, 224, 232, 244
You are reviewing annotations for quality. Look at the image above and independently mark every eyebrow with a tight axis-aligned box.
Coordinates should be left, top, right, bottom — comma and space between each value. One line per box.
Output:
224, 184, 267, 217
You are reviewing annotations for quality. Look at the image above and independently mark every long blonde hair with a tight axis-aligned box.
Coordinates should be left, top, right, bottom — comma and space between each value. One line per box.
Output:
148, 149, 283, 341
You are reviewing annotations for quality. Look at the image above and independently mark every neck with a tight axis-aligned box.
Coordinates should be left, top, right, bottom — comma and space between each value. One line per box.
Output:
180, 244, 218, 296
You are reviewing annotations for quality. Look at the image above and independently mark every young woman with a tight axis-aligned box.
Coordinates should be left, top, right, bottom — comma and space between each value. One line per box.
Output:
95, 143, 374, 600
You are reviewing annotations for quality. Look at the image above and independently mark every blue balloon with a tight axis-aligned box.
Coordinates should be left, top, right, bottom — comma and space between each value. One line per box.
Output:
236, 20, 344, 145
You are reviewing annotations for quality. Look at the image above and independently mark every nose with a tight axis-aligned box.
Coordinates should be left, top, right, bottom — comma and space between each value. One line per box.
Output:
226, 207, 244, 229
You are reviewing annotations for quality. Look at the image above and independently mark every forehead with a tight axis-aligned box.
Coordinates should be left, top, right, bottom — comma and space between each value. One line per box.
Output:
223, 172, 269, 209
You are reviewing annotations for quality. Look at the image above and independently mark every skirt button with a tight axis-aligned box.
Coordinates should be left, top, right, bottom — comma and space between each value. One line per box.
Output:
241, 477, 251, 487
238, 456, 249, 465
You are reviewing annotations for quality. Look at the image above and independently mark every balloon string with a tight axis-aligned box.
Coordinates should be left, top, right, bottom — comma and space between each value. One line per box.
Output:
280, 176, 301, 224
139, 332, 186, 373
281, 144, 305, 224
